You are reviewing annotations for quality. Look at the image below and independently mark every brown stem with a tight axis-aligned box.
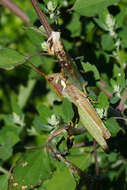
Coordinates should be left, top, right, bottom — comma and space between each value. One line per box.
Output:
93, 140, 99, 176
46, 126, 84, 177
97, 78, 113, 99
31, 0, 53, 37
1, 0, 29, 24
117, 87, 127, 112
113, 116, 127, 122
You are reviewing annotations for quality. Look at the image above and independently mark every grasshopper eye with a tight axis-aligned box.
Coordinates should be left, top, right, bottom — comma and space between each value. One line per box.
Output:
48, 77, 54, 82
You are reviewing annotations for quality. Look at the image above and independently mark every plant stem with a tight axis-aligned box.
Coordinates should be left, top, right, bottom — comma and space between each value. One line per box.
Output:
31, 0, 52, 37
1, 0, 29, 24
46, 126, 85, 177
117, 87, 127, 112
0, 166, 9, 174
97, 79, 113, 99
93, 140, 99, 176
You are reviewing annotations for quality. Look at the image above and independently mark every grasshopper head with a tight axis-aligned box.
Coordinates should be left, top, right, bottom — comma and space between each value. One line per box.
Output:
46, 73, 66, 97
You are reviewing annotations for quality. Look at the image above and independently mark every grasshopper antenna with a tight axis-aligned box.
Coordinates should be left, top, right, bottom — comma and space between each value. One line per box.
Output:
26, 59, 46, 78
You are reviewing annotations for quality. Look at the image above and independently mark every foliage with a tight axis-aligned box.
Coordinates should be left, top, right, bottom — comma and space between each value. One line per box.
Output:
0, 0, 127, 189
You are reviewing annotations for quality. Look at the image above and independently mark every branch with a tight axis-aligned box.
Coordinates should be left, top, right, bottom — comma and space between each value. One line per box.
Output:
31, 0, 52, 36
97, 78, 113, 99
93, 140, 99, 176
1, 0, 29, 24
117, 87, 127, 112
46, 126, 84, 177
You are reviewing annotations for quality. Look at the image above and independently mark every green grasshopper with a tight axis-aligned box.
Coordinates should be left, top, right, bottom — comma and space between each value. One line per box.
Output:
30, 0, 111, 152
28, 29, 111, 152
46, 73, 111, 151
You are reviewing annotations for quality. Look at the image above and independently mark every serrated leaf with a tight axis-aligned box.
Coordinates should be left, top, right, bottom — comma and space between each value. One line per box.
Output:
113, 64, 125, 87
94, 8, 109, 31
0, 48, 26, 70
98, 92, 109, 108
0, 138, 13, 160
0, 123, 21, 146
66, 12, 81, 37
8, 149, 52, 190
18, 79, 36, 109
115, 9, 126, 29
0, 174, 10, 190
106, 118, 121, 137
10, 92, 23, 117
82, 62, 100, 80
67, 148, 90, 170
73, 0, 120, 17
43, 167, 76, 190
33, 116, 53, 132
54, 98, 74, 123
37, 105, 53, 125
118, 26, 127, 48
25, 27, 46, 47
108, 152, 118, 162
62, 98, 74, 122
101, 34, 115, 51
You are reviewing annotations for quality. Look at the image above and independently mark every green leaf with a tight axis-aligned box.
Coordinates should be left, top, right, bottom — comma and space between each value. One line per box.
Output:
43, 167, 76, 190
106, 118, 121, 137
10, 92, 23, 117
54, 98, 74, 123
118, 26, 127, 48
113, 64, 126, 87
8, 149, 52, 190
37, 105, 53, 125
101, 34, 115, 51
0, 123, 21, 146
0, 174, 10, 190
82, 62, 100, 80
98, 92, 109, 109
67, 148, 90, 170
115, 9, 126, 29
66, 12, 81, 37
73, 0, 120, 17
25, 27, 46, 48
108, 152, 118, 162
94, 8, 109, 31
18, 79, 36, 109
0, 138, 13, 160
0, 48, 27, 70
33, 116, 53, 133
62, 98, 74, 122
110, 96, 120, 104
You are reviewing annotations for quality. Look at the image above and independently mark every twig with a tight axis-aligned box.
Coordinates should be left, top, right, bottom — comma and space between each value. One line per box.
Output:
46, 126, 88, 178
0, 166, 9, 174
31, 0, 52, 37
117, 87, 127, 112
93, 140, 99, 176
1, 0, 29, 24
97, 78, 113, 99
113, 116, 127, 122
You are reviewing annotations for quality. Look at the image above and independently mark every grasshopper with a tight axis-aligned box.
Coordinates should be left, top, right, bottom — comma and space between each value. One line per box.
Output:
27, 30, 111, 152
46, 31, 111, 151
46, 73, 111, 151
28, 1, 111, 151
